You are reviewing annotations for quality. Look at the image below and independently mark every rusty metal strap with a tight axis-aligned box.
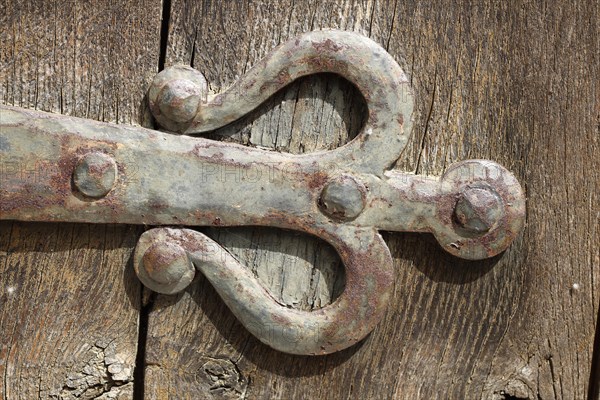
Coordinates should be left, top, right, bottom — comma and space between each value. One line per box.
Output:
0, 30, 525, 355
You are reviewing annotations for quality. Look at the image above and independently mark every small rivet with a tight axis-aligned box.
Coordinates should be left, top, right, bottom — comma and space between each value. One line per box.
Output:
142, 242, 192, 286
319, 175, 366, 221
454, 187, 503, 234
73, 152, 117, 198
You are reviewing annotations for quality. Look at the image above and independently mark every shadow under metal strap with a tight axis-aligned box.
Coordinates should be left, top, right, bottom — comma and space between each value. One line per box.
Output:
0, 30, 526, 355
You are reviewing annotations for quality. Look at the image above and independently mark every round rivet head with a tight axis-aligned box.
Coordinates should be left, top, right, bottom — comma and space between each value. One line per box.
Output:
139, 241, 196, 294
148, 65, 208, 132
453, 187, 503, 235
73, 152, 117, 198
319, 175, 366, 221
157, 78, 204, 124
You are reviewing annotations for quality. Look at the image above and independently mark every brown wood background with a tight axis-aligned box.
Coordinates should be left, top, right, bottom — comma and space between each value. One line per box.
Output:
1, 1, 598, 399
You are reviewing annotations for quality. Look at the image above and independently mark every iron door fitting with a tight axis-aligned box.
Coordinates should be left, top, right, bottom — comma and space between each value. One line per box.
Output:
0, 30, 526, 355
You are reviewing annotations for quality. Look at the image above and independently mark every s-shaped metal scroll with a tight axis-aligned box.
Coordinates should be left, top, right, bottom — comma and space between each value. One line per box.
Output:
0, 30, 525, 355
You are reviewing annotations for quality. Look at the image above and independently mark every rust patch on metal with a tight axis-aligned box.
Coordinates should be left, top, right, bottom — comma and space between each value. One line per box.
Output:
306, 170, 328, 190
1, 30, 526, 356
312, 38, 343, 53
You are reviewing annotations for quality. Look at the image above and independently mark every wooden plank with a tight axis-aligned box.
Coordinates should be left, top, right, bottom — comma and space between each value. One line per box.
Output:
143, 0, 600, 399
0, 1, 162, 398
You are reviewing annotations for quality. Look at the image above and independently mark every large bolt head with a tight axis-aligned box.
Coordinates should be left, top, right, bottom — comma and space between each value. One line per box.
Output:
157, 78, 204, 124
140, 241, 196, 294
453, 187, 503, 234
148, 65, 208, 131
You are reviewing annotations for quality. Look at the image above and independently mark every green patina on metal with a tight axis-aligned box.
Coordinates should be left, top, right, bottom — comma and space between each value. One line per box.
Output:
0, 30, 526, 355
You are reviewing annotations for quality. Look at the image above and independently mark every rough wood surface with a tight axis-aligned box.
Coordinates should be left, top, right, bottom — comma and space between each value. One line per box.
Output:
0, 223, 140, 399
0, 1, 161, 398
1, 1, 598, 399
143, 1, 600, 399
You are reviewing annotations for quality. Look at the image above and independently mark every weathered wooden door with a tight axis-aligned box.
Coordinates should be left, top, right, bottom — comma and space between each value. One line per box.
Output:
1, 1, 598, 399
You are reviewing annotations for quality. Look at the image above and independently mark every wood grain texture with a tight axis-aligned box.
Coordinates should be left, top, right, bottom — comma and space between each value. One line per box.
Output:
144, 0, 600, 399
0, 1, 161, 398
1, 0, 597, 399
0, 223, 140, 399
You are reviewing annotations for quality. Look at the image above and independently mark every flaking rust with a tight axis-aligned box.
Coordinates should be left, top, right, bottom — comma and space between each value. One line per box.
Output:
0, 30, 526, 355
